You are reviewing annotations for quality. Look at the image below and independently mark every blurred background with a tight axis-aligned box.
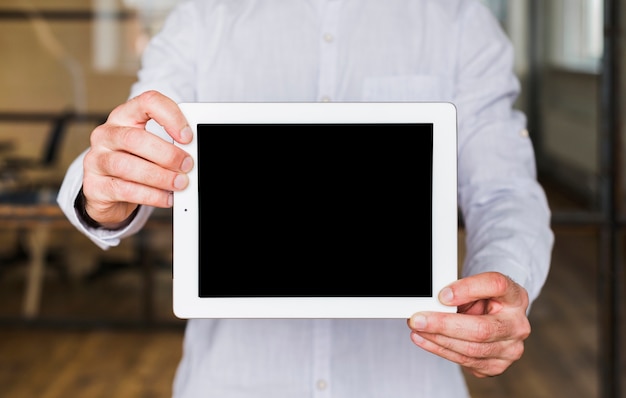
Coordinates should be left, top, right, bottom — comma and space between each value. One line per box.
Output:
0, 0, 624, 397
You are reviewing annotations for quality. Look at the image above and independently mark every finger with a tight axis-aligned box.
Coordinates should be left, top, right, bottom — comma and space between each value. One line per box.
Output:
107, 90, 193, 145
411, 330, 514, 377
440, 272, 529, 311
411, 326, 526, 362
86, 148, 189, 194
85, 174, 174, 212
89, 124, 193, 175
407, 310, 529, 344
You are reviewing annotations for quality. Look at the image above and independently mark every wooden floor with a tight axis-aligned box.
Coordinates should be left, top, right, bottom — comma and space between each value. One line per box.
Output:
0, 188, 620, 397
464, 225, 601, 398
0, 327, 182, 398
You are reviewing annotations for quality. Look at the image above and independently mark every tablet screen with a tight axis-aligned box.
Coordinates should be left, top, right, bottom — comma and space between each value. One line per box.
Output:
198, 124, 433, 298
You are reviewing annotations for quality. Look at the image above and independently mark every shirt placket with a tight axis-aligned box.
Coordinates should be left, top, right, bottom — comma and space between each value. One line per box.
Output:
317, 0, 341, 102
312, 319, 333, 398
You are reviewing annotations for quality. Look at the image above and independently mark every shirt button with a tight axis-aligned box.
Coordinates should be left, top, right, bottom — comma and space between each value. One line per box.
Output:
519, 129, 529, 138
323, 33, 334, 43
320, 96, 331, 102
316, 379, 328, 390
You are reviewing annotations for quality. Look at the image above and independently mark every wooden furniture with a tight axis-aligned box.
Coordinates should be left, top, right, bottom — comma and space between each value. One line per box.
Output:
0, 197, 70, 318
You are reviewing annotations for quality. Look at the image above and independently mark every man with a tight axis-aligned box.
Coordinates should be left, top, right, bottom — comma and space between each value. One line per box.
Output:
57, 1, 554, 396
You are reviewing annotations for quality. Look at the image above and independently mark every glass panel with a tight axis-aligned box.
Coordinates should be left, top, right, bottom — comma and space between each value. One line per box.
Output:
549, 0, 603, 73
0, 1, 180, 325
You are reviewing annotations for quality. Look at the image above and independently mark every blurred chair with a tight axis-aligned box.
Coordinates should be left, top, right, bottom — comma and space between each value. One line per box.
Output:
0, 110, 73, 318
0, 110, 73, 202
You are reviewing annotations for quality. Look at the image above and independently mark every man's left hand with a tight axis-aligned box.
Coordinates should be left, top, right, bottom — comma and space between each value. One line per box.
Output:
407, 271, 531, 378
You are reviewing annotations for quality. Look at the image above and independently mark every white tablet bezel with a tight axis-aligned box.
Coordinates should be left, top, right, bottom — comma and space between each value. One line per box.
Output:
173, 102, 458, 318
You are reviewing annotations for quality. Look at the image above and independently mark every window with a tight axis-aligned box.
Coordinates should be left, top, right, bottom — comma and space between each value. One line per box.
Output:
549, 0, 603, 73
479, 0, 508, 24
92, 0, 179, 72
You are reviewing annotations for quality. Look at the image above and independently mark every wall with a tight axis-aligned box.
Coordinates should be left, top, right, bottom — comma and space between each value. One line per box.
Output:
0, 0, 147, 184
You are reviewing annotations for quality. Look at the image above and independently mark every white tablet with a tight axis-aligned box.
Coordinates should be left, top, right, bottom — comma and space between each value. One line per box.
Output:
173, 102, 458, 319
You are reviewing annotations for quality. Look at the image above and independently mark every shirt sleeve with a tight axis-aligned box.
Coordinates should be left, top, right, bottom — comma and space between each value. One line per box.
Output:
454, 2, 554, 304
128, 1, 199, 102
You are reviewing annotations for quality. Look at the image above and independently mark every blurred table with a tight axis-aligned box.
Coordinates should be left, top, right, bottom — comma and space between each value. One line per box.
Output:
0, 197, 71, 319
0, 197, 176, 326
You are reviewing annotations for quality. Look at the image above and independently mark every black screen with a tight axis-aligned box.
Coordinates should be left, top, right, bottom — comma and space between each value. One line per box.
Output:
197, 124, 433, 297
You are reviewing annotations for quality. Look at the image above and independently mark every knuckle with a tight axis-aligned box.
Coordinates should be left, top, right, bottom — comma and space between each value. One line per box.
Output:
137, 186, 170, 208
140, 90, 161, 106
465, 341, 486, 358
116, 126, 139, 149
475, 320, 495, 341
520, 320, 531, 340
152, 168, 177, 189
147, 142, 179, 168
491, 359, 512, 376
464, 359, 490, 377
106, 176, 128, 198
470, 360, 510, 378
102, 151, 123, 175
83, 147, 98, 170
89, 124, 106, 146
493, 273, 510, 293
509, 341, 525, 361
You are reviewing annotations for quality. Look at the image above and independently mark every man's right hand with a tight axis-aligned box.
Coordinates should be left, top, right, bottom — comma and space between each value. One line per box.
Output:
81, 90, 194, 229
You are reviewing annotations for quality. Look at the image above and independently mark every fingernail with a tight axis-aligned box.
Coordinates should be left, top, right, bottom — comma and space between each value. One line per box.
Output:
167, 192, 173, 207
174, 174, 188, 190
181, 156, 194, 172
411, 314, 427, 330
180, 126, 193, 142
439, 287, 454, 305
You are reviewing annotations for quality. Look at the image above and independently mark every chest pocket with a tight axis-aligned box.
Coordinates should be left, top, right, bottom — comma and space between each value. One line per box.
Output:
362, 75, 455, 102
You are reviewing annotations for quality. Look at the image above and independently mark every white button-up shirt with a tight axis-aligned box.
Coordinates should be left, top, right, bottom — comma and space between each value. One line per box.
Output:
57, 0, 554, 397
